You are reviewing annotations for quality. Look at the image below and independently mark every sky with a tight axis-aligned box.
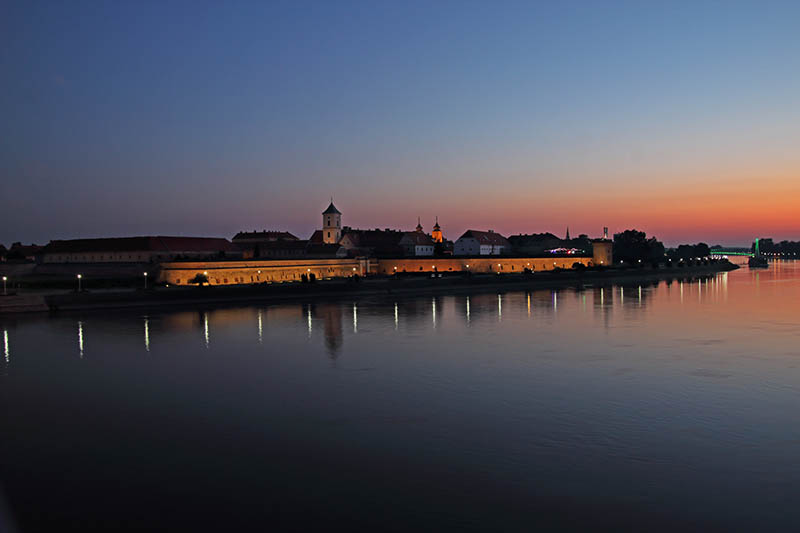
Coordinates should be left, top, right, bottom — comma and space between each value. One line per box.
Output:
1, 0, 799, 247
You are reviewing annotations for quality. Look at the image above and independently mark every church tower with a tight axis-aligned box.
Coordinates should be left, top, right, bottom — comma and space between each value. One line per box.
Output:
416, 217, 423, 233
322, 200, 342, 244
432, 217, 443, 243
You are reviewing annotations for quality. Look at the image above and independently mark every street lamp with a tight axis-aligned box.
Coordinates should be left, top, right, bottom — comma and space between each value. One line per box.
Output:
77, 274, 82, 292
143, 272, 148, 289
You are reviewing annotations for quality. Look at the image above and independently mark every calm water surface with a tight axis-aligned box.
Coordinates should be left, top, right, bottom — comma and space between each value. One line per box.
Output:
2, 261, 800, 531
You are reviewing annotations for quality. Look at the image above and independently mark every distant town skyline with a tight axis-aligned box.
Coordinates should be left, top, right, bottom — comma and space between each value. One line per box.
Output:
2, 1, 799, 247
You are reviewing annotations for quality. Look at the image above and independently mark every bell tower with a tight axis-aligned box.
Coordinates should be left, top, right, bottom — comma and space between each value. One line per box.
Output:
432, 217, 443, 243
322, 200, 342, 244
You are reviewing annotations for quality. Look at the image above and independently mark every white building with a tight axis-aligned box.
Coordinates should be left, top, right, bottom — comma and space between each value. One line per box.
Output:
453, 230, 511, 256
398, 231, 435, 256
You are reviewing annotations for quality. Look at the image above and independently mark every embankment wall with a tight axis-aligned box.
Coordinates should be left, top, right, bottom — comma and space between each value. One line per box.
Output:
158, 256, 593, 285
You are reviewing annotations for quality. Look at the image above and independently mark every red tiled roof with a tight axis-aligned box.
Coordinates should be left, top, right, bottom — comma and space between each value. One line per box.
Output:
400, 232, 435, 245
42, 236, 238, 254
308, 230, 325, 244
457, 230, 510, 246
232, 231, 299, 242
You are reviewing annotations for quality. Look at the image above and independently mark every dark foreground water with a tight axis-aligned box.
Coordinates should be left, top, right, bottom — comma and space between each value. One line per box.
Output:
2, 261, 800, 531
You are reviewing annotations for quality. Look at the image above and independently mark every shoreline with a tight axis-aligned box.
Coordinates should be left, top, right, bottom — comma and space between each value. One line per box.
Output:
0, 262, 738, 316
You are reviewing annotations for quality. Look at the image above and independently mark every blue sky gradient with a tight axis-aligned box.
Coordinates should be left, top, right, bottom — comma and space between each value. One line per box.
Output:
2, 1, 799, 245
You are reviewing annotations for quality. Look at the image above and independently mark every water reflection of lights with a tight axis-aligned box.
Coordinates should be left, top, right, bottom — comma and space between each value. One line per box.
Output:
620, 287, 624, 305
353, 303, 358, 333
203, 312, 210, 348
680, 281, 684, 303
638, 286, 642, 306
78, 321, 84, 358
144, 317, 150, 352
553, 292, 558, 312
600, 287, 604, 306
3, 329, 9, 363
257, 310, 263, 344
432, 298, 437, 328
394, 302, 398, 330
527, 293, 531, 317
307, 307, 313, 337
497, 294, 502, 320
466, 296, 470, 323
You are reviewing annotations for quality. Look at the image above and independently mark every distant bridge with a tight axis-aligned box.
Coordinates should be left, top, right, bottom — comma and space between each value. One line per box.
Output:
710, 248, 753, 258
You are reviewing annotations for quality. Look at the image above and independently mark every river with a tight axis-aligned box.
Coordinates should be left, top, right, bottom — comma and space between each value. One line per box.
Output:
2, 260, 800, 531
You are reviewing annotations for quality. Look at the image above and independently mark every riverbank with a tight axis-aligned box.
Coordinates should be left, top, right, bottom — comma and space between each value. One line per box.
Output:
0, 261, 738, 315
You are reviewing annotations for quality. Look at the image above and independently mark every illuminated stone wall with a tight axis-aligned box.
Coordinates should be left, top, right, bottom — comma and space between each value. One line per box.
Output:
375, 257, 592, 275
158, 255, 595, 286
158, 258, 371, 285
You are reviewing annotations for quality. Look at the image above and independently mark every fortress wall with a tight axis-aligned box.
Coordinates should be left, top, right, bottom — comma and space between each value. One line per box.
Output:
158, 258, 370, 285
376, 257, 592, 275
158, 256, 593, 286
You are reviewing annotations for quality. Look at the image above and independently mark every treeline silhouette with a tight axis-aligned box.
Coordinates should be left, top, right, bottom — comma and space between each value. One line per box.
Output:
613, 230, 712, 264
752, 238, 800, 256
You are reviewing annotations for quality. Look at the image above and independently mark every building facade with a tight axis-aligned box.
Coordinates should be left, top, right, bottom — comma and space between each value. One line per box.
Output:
398, 231, 435, 256
453, 230, 511, 256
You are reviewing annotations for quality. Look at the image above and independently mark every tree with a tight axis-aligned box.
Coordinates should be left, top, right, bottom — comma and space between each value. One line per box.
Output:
613, 230, 665, 263
189, 273, 209, 286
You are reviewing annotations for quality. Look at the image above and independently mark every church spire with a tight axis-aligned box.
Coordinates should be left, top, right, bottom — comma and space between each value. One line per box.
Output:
416, 217, 423, 232
566, 226, 570, 240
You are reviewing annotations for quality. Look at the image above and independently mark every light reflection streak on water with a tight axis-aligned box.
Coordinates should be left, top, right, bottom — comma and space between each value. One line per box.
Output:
466, 297, 470, 324
721, 272, 728, 301
203, 313, 210, 349
3, 329, 9, 363
353, 303, 358, 333
394, 303, 398, 330
78, 321, 84, 358
638, 286, 642, 306
680, 281, 684, 303
600, 287, 604, 306
257, 310, 263, 344
144, 317, 150, 352
432, 298, 436, 329
497, 294, 502, 321
527, 293, 531, 317
307, 307, 313, 337
553, 292, 557, 312
620, 287, 624, 305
